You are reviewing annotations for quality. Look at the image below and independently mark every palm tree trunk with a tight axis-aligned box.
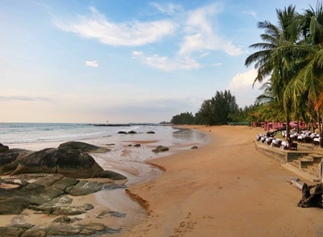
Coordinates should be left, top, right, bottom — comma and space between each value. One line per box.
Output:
319, 112, 323, 148
286, 114, 291, 146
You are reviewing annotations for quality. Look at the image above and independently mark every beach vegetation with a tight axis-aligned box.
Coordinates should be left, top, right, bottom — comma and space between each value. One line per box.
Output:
170, 112, 195, 125
245, 2, 323, 146
171, 90, 244, 125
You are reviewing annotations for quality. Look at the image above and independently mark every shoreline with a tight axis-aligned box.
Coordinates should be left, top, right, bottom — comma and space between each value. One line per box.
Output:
0, 125, 208, 236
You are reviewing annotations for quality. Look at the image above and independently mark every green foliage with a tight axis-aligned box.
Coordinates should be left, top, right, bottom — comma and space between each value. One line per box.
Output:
171, 90, 248, 125
211, 90, 239, 125
171, 112, 195, 125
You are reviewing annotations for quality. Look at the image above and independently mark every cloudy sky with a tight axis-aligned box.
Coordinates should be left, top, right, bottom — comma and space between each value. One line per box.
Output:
0, 0, 314, 123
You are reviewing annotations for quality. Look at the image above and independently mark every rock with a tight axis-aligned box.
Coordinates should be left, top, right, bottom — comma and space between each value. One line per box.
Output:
102, 183, 127, 190
95, 170, 127, 180
11, 148, 104, 178
35, 195, 73, 214
0, 149, 31, 175
0, 143, 9, 152
0, 197, 30, 214
50, 204, 92, 215
45, 224, 82, 235
118, 131, 127, 134
147, 131, 155, 134
134, 144, 141, 147
0, 226, 28, 237
56, 149, 104, 178
58, 141, 109, 153
152, 145, 169, 153
0, 174, 108, 215
66, 180, 104, 196
53, 216, 83, 224
80, 223, 108, 235
97, 210, 127, 219
191, 146, 198, 149
0, 152, 18, 166
21, 223, 121, 236
128, 130, 137, 134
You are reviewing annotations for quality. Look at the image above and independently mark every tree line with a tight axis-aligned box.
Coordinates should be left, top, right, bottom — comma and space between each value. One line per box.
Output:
170, 90, 259, 125
171, 2, 323, 147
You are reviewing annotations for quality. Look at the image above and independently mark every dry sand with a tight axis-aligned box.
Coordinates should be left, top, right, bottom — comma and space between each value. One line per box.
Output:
122, 125, 323, 237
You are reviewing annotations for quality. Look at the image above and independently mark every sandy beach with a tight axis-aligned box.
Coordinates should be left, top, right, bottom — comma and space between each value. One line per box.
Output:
122, 125, 323, 237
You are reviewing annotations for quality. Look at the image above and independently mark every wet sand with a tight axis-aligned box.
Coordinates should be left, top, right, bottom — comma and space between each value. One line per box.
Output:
123, 125, 323, 237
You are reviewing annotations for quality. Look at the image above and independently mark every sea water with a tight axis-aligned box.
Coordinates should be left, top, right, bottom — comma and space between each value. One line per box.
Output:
0, 123, 208, 149
0, 123, 129, 145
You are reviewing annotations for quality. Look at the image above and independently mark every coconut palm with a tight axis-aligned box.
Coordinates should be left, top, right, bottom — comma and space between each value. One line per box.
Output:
280, 2, 323, 145
245, 5, 300, 141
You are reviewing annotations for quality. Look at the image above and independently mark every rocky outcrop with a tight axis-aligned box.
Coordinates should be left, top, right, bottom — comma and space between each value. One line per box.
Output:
0, 141, 129, 237
1, 222, 122, 237
0, 173, 125, 236
0, 173, 124, 215
11, 148, 104, 178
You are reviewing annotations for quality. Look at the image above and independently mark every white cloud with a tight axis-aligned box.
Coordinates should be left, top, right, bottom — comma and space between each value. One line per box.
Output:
132, 51, 143, 56
54, 7, 177, 46
178, 3, 244, 57
228, 69, 262, 107
132, 51, 200, 71
54, 3, 244, 72
150, 2, 182, 15
85, 60, 99, 67
199, 51, 209, 58
242, 10, 258, 20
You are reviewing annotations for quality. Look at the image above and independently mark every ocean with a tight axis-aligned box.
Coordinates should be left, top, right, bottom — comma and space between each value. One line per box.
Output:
0, 122, 208, 150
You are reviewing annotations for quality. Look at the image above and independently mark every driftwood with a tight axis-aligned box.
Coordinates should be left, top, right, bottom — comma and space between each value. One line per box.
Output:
298, 183, 323, 208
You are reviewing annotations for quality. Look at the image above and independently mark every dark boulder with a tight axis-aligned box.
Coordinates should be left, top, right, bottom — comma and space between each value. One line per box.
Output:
0, 149, 32, 175
152, 145, 169, 153
11, 148, 104, 178
0, 143, 9, 152
58, 141, 109, 153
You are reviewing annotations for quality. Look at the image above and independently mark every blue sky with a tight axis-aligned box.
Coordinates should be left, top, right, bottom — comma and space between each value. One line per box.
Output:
0, 0, 315, 123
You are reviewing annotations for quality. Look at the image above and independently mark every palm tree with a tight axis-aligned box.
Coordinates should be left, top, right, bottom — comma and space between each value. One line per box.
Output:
245, 5, 300, 142
280, 2, 323, 145
255, 81, 285, 122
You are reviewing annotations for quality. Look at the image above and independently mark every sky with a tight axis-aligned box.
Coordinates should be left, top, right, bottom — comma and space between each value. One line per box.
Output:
0, 0, 316, 123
